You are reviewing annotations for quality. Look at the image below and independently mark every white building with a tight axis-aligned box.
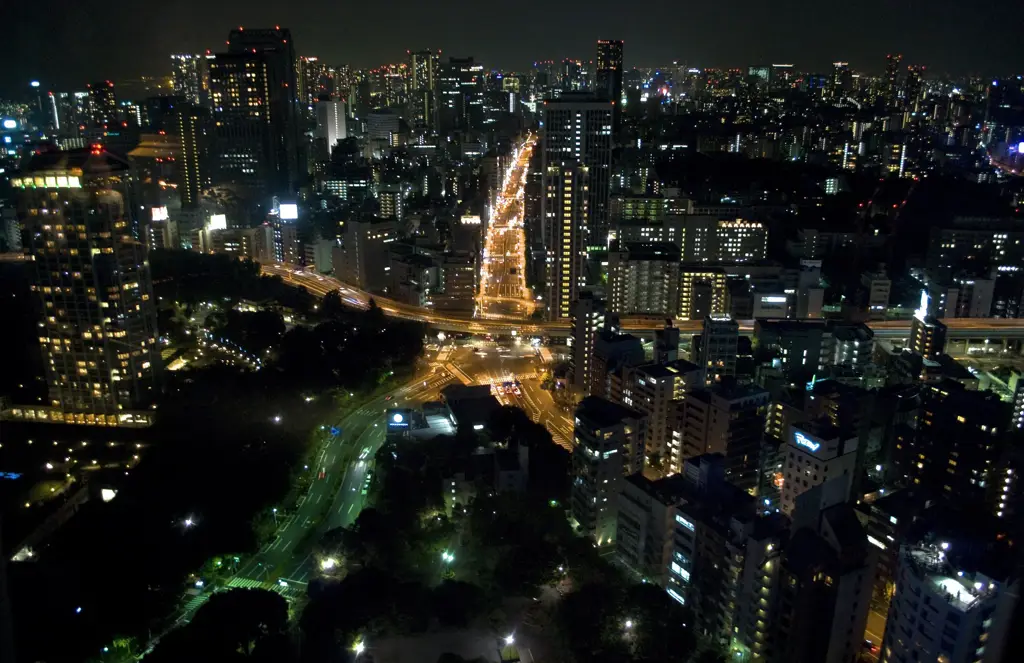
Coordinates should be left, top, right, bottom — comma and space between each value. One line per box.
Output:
880, 540, 1017, 663
780, 419, 859, 517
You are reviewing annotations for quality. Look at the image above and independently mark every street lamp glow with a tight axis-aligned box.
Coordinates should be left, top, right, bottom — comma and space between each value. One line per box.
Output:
184, 516, 195, 528
504, 634, 515, 646
320, 557, 337, 571
624, 619, 634, 629
353, 640, 365, 655
273, 415, 282, 424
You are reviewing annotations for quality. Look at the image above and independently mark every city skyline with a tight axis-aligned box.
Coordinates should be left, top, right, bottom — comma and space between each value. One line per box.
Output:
3, 0, 1024, 95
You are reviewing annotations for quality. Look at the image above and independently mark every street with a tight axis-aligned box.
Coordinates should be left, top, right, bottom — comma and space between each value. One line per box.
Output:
479, 135, 536, 319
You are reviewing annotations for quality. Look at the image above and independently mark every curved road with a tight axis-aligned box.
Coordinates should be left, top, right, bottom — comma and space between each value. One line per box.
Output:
262, 263, 1024, 342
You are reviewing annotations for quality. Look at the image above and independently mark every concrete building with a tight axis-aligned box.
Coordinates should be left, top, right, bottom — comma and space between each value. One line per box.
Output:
699, 315, 739, 385
539, 94, 613, 254
571, 396, 647, 545
338, 217, 397, 291
614, 360, 702, 468
569, 292, 605, 393
607, 242, 681, 317
13, 148, 161, 426
672, 381, 770, 487
679, 267, 729, 320
616, 473, 688, 586
779, 419, 859, 517
590, 330, 645, 399
879, 537, 1017, 663
434, 251, 477, 313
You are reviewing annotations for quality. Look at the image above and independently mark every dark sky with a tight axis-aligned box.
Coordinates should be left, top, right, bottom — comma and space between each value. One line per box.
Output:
2, 0, 1021, 97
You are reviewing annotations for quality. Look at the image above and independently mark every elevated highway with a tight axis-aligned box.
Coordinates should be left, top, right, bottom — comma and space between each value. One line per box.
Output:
262, 264, 1024, 344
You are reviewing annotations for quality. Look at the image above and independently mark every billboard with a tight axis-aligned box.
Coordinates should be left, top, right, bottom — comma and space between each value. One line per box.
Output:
209, 214, 227, 231
279, 203, 298, 220
151, 206, 168, 221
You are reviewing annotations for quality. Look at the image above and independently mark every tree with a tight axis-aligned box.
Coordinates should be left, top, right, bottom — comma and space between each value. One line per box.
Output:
146, 589, 292, 663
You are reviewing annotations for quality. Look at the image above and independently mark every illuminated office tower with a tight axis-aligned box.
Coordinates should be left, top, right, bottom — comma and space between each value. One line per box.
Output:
13, 148, 161, 425
439, 57, 484, 132
208, 27, 301, 196
540, 94, 613, 277
87, 81, 118, 128
407, 49, 440, 133
543, 162, 589, 320
170, 53, 211, 107
910, 292, 947, 359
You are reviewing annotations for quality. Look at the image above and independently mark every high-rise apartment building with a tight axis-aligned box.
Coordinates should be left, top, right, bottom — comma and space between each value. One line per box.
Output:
699, 315, 739, 385
543, 162, 589, 319
12, 148, 161, 426
177, 103, 208, 209
571, 396, 647, 545
208, 27, 301, 197
614, 359, 702, 468
884, 53, 903, 107
337, 217, 397, 291
298, 56, 332, 107
540, 94, 613, 250
170, 53, 211, 107
879, 536, 1017, 663
569, 292, 605, 392
682, 217, 767, 263
679, 268, 729, 320
407, 50, 440, 133
607, 242, 681, 317
87, 81, 118, 128
672, 382, 769, 487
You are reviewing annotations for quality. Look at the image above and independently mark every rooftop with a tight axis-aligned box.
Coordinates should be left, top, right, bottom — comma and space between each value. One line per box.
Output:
576, 395, 644, 427
637, 359, 700, 379
22, 147, 132, 176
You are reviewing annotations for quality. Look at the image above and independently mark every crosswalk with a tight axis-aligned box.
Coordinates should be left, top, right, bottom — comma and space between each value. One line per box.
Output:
226, 576, 306, 600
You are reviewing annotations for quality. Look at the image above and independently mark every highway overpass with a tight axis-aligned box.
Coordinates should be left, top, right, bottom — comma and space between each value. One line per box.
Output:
262, 264, 1024, 345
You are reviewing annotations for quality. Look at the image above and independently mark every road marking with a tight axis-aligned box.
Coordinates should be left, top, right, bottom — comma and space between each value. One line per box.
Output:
347, 503, 354, 514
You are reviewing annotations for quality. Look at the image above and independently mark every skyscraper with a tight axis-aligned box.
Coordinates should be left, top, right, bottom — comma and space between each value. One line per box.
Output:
208, 27, 301, 197
540, 94, 613, 318
177, 103, 209, 209
407, 50, 440, 133
170, 53, 211, 107
904, 64, 925, 112
87, 81, 117, 128
884, 53, 902, 107
12, 148, 161, 425
298, 56, 332, 108
314, 98, 346, 159
595, 39, 623, 131
439, 57, 484, 132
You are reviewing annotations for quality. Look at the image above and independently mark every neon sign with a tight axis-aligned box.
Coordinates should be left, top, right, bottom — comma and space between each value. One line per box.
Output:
794, 432, 820, 453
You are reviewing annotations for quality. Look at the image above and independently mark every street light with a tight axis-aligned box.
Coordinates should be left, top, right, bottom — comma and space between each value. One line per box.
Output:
320, 557, 337, 571
504, 634, 515, 646
272, 415, 282, 424
272, 507, 278, 524
353, 640, 365, 656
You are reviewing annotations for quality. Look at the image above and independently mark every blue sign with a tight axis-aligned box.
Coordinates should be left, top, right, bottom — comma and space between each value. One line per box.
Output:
330, 427, 341, 437
0, 472, 22, 480
794, 432, 820, 453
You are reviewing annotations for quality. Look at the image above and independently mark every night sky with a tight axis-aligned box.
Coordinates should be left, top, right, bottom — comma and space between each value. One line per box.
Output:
2, 0, 1021, 97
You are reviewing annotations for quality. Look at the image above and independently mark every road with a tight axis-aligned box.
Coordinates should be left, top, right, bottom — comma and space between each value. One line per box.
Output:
479, 135, 535, 319
262, 264, 1024, 343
